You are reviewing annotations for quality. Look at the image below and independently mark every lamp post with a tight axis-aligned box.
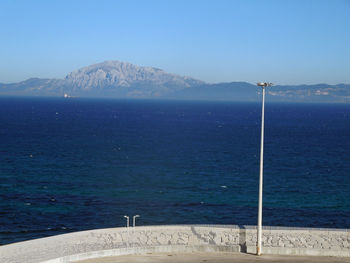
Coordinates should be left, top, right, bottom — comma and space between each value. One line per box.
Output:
256, 82, 273, 256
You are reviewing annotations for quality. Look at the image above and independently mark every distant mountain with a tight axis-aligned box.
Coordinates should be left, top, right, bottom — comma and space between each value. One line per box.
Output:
1, 60, 350, 102
267, 84, 350, 103
0, 61, 204, 98
169, 82, 260, 101
171, 82, 350, 103
0, 78, 65, 96
65, 61, 203, 96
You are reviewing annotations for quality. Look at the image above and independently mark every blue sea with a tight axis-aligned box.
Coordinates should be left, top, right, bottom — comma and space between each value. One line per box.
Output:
0, 97, 350, 245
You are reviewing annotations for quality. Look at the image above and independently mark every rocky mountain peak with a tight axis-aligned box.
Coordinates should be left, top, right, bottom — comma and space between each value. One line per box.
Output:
64, 60, 203, 91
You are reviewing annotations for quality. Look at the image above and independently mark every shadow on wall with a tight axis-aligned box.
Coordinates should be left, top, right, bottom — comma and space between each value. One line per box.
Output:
239, 225, 247, 253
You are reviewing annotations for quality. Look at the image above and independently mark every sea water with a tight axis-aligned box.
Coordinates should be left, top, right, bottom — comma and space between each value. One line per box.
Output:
0, 97, 349, 244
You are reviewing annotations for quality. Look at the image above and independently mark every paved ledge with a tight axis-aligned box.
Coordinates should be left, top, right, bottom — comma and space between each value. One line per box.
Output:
75, 252, 350, 263
0, 225, 349, 263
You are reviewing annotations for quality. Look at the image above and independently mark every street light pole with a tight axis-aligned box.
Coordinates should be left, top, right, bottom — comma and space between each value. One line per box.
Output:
256, 82, 272, 256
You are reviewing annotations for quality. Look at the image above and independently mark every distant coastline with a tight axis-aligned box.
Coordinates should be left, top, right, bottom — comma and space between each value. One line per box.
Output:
1, 61, 349, 103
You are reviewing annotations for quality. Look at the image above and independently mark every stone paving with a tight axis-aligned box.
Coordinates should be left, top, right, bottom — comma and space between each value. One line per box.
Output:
75, 252, 350, 263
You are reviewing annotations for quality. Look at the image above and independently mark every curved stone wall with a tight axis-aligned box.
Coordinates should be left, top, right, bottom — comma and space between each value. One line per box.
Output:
0, 225, 349, 263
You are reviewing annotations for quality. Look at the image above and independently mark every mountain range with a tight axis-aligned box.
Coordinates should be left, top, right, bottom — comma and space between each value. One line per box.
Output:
1, 60, 349, 103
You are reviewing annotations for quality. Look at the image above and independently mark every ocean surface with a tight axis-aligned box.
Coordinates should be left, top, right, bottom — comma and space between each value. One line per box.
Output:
0, 97, 350, 245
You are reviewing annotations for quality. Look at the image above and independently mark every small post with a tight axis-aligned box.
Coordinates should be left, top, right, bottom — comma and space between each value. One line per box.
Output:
133, 215, 140, 227
123, 215, 129, 228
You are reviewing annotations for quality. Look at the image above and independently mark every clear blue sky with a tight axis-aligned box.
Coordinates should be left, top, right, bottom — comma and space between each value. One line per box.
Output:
0, 0, 349, 85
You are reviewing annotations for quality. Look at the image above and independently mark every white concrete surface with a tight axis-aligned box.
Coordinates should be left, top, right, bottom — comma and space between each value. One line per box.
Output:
0, 225, 349, 263
76, 252, 350, 263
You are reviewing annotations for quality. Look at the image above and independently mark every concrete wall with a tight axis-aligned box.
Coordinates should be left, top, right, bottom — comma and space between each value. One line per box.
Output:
0, 225, 349, 263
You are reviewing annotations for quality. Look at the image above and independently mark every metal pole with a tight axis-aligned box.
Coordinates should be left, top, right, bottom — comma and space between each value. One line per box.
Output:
124, 215, 129, 228
257, 85, 265, 256
133, 215, 140, 227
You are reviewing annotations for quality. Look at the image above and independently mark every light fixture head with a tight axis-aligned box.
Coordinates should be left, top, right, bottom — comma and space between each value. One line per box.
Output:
257, 82, 273, 87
